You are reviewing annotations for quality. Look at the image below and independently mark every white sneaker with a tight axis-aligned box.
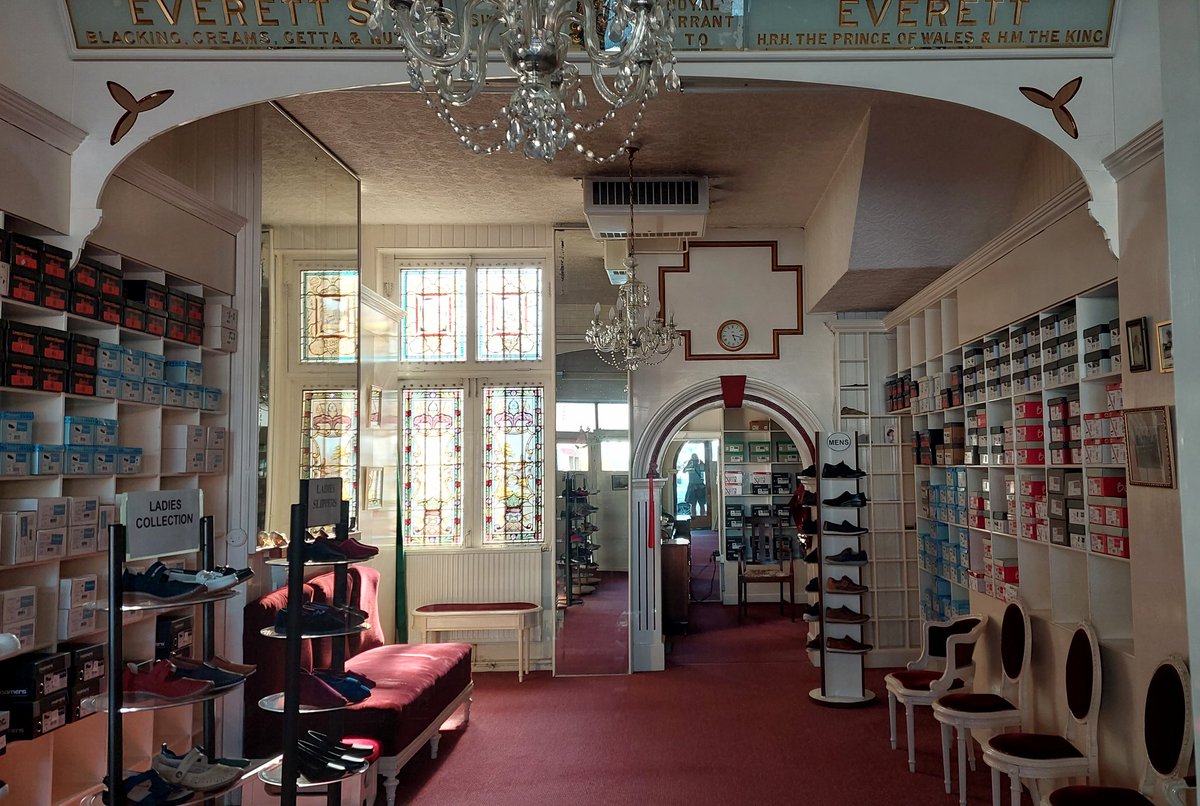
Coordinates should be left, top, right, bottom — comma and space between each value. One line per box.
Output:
165, 568, 239, 592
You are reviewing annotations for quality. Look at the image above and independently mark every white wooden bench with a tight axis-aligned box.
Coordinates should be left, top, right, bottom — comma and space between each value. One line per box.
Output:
412, 602, 541, 682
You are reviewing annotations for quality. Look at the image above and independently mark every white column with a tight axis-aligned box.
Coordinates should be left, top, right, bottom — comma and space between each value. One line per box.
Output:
630, 477, 667, 671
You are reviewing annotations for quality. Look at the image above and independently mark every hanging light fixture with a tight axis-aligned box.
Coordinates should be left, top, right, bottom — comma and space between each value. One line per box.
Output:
585, 145, 680, 370
367, 0, 680, 163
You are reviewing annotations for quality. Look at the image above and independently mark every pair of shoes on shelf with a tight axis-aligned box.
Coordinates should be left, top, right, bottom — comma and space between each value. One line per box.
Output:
800, 490, 818, 506
103, 769, 192, 805
825, 605, 870, 623
273, 602, 366, 636
825, 547, 869, 565
805, 577, 821, 593
801, 602, 821, 622
827, 635, 873, 654
823, 461, 866, 479
826, 575, 869, 594
165, 565, 253, 592
823, 520, 868, 535
822, 491, 869, 507
840, 405, 868, 416
805, 632, 823, 651
799, 518, 819, 535
803, 546, 820, 564
301, 533, 378, 562
168, 656, 249, 690
312, 669, 374, 704
123, 563, 205, 602
158, 743, 251, 770
293, 735, 370, 784
171, 654, 256, 677
124, 660, 213, 702
152, 746, 243, 792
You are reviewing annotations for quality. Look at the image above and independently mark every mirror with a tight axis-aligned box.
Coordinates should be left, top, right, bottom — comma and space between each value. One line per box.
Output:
256, 103, 361, 556
554, 230, 630, 675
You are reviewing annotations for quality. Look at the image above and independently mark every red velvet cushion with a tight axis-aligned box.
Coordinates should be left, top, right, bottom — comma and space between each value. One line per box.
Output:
1048, 786, 1152, 805
416, 602, 539, 613
888, 670, 964, 691
989, 732, 1083, 760
341, 643, 473, 756
937, 692, 1017, 713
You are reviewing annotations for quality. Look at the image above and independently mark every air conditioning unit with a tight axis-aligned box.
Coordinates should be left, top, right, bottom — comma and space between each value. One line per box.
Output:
603, 239, 687, 284
584, 176, 709, 240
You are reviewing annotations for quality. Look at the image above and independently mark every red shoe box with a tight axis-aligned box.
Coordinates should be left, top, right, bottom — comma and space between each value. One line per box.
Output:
68, 370, 96, 397
185, 294, 205, 325
41, 244, 70, 286
8, 234, 41, 271
1106, 533, 1130, 558
1086, 471, 1126, 497
99, 298, 122, 326
124, 280, 168, 314
42, 284, 68, 312
98, 267, 122, 301
7, 267, 40, 305
165, 319, 188, 342
70, 260, 100, 292
6, 321, 38, 358
185, 324, 202, 346
122, 302, 146, 332
1019, 479, 1045, 497
145, 312, 166, 338
69, 290, 98, 320
38, 329, 67, 365
1015, 400, 1043, 418
39, 364, 66, 394
166, 291, 187, 322
5, 359, 37, 389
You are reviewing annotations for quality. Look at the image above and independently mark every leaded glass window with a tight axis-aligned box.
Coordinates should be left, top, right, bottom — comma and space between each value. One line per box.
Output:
482, 385, 544, 543
300, 390, 358, 513
402, 388, 464, 546
477, 265, 542, 361
300, 270, 359, 363
401, 267, 466, 362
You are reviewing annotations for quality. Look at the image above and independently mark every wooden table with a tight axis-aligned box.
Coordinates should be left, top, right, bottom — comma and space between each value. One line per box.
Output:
412, 602, 542, 682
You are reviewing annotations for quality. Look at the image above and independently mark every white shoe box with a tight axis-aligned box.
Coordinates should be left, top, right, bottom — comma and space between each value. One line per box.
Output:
204, 303, 237, 329
0, 498, 69, 530
57, 607, 97, 641
69, 496, 98, 525
206, 426, 227, 450
1, 585, 36, 625
67, 525, 98, 557
0, 512, 35, 565
163, 425, 206, 451
5, 619, 35, 651
35, 529, 66, 561
162, 449, 206, 475
204, 450, 225, 474
59, 575, 98, 609
203, 325, 237, 352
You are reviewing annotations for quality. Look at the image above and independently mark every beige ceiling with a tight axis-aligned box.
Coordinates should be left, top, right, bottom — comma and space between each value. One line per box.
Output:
265, 81, 1072, 312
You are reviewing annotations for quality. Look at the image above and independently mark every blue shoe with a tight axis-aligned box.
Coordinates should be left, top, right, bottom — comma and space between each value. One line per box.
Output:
102, 769, 192, 805
123, 563, 205, 601
169, 659, 245, 690
312, 670, 371, 703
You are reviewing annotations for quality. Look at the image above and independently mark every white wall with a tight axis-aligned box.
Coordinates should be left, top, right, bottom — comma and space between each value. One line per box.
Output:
804, 114, 869, 310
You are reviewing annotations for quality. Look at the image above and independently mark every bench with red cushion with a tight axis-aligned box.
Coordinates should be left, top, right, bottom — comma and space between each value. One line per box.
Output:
244, 565, 472, 806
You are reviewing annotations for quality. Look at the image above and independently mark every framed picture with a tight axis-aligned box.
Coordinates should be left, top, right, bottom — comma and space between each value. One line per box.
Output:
1124, 405, 1175, 487
368, 386, 383, 427
1126, 317, 1151, 372
611, 474, 629, 491
1157, 320, 1174, 373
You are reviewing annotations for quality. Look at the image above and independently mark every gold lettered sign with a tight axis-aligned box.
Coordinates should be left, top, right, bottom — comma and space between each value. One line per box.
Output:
62, 0, 1117, 53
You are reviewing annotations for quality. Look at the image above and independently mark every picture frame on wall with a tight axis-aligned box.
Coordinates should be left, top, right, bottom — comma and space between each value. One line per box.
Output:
1124, 405, 1176, 488
1157, 320, 1174, 372
611, 474, 629, 491
1125, 317, 1151, 372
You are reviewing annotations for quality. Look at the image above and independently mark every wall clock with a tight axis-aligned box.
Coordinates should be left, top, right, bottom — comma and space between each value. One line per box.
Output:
717, 319, 748, 352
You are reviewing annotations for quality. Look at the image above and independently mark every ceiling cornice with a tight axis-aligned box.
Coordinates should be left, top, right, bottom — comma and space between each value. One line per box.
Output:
884, 179, 1090, 330
826, 319, 887, 334
114, 159, 248, 235
0, 84, 86, 155
1102, 121, 1164, 181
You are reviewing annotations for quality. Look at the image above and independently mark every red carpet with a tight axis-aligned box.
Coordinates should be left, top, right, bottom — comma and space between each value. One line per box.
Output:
393, 603, 1033, 805
555, 571, 629, 675
686, 529, 722, 603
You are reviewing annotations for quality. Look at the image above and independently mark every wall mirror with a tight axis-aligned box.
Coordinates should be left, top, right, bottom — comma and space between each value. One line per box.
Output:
554, 229, 631, 675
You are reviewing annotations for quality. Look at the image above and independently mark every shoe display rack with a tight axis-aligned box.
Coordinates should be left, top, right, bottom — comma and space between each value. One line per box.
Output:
886, 282, 1134, 655
258, 489, 368, 805
558, 473, 599, 607
719, 410, 804, 604
101, 515, 262, 806
807, 434, 876, 707
831, 320, 922, 666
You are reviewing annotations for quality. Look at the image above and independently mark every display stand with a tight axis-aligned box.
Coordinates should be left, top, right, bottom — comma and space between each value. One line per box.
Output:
808, 432, 876, 707
103, 515, 256, 806
559, 473, 598, 606
258, 486, 366, 805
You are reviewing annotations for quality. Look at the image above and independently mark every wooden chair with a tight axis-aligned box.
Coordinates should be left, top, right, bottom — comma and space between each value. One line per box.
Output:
933, 600, 1032, 805
1045, 655, 1194, 805
737, 516, 795, 621
885, 614, 988, 774
983, 622, 1102, 806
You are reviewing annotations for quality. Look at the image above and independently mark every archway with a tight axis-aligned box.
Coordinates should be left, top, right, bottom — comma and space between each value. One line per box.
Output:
628, 376, 825, 672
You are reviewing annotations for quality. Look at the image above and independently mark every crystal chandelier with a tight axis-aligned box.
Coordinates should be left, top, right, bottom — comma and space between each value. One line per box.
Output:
368, 0, 680, 163
585, 146, 680, 370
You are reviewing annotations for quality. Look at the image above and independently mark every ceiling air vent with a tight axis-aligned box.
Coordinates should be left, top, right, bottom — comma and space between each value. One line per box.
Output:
584, 176, 709, 240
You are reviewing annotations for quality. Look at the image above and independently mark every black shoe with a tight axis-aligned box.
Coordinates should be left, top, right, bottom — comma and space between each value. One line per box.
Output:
801, 490, 817, 506
802, 602, 821, 622
806, 632, 823, 650
823, 520, 868, 535
822, 491, 868, 507
823, 461, 866, 479
799, 518, 819, 534
804, 546, 820, 564
825, 547, 869, 565
799, 465, 816, 477
805, 577, 820, 593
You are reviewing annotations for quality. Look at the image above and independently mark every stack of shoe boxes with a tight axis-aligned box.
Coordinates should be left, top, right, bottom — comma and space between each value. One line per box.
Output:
203, 303, 239, 353
1012, 399, 1045, 466
1048, 469, 1086, 548
0, 498, 115, 568
1018, 476, 1048, 543
775, 440, 800, 463
963, 348, 984, 404
912, 427, 944, 466
2, 233, 71, 313
0, 410, 32, 477
884, 374, 913, 412
747, 440, 771, 464
935, 422, 965, 465
57, 573, 98, 641
1087, 469, 1129, 558
723, 468, 743, 496
1109, 318, 1122, 371
0, 652, 70, 739
749, 470, 770, 495
162, 424, 227, 475
1082, 322, 1113, 378
723, 440, 744, 465
1047, 396, 1083, 466
1083, 382, 1126, 467
59, 642, 106, 722
0, 585, 35, 653
155, 614, 194, 660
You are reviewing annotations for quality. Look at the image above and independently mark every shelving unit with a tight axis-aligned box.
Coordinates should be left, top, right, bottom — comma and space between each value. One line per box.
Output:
886, 282, 1133, 654
557, 473, 600, 608
719, 412, 805, 605
0, 209, 235, 805
832, 322, 921, 666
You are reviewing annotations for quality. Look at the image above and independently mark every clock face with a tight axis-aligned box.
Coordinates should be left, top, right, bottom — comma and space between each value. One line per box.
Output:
717, 319, 748, 352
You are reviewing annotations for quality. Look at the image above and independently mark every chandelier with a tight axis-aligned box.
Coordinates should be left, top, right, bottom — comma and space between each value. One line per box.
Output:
585, 146, 680, 370
368, 0, 680, 163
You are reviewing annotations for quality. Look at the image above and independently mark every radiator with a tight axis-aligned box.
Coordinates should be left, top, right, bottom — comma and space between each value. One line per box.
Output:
406, 549, 544, 643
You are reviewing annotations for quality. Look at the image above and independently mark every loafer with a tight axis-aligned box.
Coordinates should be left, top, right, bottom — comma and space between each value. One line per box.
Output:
801, 603, 821, 622
825, 605, 870, 623
300, 538, 348, 563
799, 519, 819, 534
306, 730, 373, 758
803, 546, 820, 564
295, 670, 350, 709
152, 746, 242, 792
169, 660, 245, 690
806, 632, 823, 650
103, 769, 193, 805
827, 635, 873, 654
822, 491, 868, 507
159, 743, 251, 769
327, 536, 378, 559
799, 465, 816, 477
800, 490, 817, 506
124, 660, 213, 702
826, 575, 869, 594
824, 547, 869, 565
123, 564, 205, 601
823, 520, 868, 535
823, 461, 866, 478
312, 670, 372, 703
804, 577, 820, 593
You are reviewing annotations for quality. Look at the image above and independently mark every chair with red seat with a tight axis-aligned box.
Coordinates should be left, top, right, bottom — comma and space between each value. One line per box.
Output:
885, 613, 988, 774
983, 622, 1102, 806
933, 600, 1033, 805
1045, 655, 1193, 806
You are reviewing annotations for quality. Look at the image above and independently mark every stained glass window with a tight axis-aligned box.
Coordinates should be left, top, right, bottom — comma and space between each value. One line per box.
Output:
482, 385, 544, 543
300, 270, 359, 363
477, 265, 542, 361
300, 390, 358, 513
401, 267, 466, 362
401, 388, 464, 546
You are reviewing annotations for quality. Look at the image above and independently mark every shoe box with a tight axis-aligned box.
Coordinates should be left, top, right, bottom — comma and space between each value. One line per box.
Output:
0, 708, 8, 756
155, 613, 194, 660
55, 642, 107, 721
0, 651, 71, 738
